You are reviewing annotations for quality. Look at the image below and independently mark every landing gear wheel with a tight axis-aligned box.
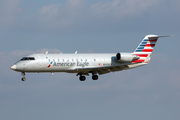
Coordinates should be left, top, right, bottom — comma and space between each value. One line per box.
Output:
79, 76, 86, 81
92, 75, 98, 80
21, 72, 26, 81
21, 77, 26, 81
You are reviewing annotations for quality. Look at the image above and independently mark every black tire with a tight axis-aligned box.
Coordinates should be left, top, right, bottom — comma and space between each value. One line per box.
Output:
79, 76, 86, 81
21, 77, 26, 81
92, 75, 98, 80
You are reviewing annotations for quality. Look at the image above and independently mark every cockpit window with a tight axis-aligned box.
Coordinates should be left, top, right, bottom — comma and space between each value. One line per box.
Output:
20, 57, 35, 61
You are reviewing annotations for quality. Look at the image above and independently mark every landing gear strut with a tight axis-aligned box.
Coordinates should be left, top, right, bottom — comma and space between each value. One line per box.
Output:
21, 72, 26, 81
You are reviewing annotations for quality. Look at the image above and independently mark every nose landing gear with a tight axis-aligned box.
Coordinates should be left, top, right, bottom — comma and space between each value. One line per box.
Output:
21, 72, 26, 81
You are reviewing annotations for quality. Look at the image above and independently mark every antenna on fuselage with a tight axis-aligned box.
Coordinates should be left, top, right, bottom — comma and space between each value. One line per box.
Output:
46, 51, 48, 54
75, 51, 78, 54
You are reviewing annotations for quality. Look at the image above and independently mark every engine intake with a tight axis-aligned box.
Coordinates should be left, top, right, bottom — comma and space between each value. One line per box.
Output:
116, 53, 139, 62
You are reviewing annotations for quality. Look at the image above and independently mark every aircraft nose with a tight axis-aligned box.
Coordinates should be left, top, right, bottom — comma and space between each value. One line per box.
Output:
11, 65, 16, 70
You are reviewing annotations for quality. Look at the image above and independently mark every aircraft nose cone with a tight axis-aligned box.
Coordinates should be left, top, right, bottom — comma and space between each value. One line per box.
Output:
11, 65, 16, 70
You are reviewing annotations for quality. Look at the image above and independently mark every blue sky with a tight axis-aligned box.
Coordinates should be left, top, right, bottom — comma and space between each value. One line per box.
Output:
0, 0, 180, 120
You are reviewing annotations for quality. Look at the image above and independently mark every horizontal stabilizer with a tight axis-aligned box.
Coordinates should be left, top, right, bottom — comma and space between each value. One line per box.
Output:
147, 35, 173, 39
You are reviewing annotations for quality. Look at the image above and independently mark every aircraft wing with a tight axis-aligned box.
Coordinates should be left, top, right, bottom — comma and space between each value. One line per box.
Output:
74, 64, 130, 75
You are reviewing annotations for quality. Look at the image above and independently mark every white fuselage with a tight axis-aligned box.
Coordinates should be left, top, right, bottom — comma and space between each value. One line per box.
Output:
12, 53, 138, 72
11, 53, 146, 74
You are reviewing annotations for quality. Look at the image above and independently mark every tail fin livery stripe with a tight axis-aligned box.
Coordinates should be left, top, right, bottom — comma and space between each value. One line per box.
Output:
148, 39, 157, 42
133, 54, 148, 57
142, 49, 153, 52
137, 47, 144, 49
139, 45, 146, 47
141, 42, 148, 45
146, 42, 157, 45
145, 44, 155, 47
144, 47, 154, 49
132, 59, 145, 63
143, 39, 149, 41
137, 47, 154, 50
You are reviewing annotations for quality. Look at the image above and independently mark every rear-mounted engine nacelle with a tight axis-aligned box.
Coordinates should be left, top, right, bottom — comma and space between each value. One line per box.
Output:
116, 53, 140, 62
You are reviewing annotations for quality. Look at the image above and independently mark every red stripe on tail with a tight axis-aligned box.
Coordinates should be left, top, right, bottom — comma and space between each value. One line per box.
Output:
145, 44, 155, 47
134, 54, 148, 57
142, 49, 153, 52
148, 39, 157, 42
132, 59, 145, 63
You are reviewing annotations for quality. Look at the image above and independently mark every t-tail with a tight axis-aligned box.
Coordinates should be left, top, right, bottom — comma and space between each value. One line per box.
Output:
132, 34, 171, 64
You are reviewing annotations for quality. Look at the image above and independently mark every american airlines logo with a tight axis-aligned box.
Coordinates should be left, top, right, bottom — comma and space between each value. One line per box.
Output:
48, 61, 89, 68
47, 61, 53, 68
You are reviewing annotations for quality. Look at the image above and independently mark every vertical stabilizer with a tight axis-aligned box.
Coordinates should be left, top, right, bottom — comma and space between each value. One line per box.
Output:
132, 35, 171, 63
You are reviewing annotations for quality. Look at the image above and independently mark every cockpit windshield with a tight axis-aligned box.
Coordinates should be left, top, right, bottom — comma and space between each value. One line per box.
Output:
20, 57, 35, 61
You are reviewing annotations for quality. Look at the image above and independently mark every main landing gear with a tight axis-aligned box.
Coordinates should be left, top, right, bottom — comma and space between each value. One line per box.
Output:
21, 72, 26, 81
77, 73, 86, 81
91, 72, 98, 80
76, 73, 99, 81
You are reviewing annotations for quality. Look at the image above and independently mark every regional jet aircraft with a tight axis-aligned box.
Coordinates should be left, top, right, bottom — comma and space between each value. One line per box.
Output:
11, 35, 170, 81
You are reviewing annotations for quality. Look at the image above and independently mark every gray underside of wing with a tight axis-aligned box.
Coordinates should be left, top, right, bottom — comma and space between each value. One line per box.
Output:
74, 64, 130, 75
